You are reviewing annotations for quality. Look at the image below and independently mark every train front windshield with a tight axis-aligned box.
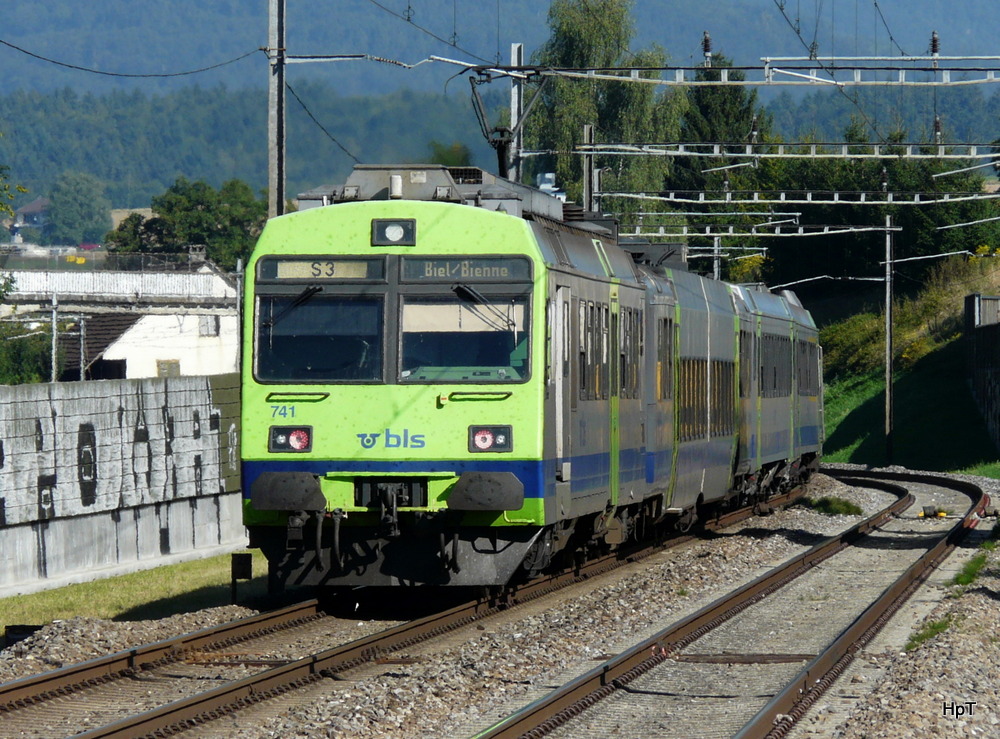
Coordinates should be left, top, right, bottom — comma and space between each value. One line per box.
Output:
253, 256, 531, 385
401, 291, 528, 382
256, 294, 384, 381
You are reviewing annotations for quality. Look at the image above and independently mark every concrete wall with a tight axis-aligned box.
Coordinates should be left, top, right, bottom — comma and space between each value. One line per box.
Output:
0, 374, 244, 597
969, 322, 1000, 453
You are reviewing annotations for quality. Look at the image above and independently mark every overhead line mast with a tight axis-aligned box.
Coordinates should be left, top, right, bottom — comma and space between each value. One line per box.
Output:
267, 0, 286, 219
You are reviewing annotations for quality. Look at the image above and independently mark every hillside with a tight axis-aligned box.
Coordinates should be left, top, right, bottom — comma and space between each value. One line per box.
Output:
2, 1, 997, 96
820, 255, 1000, 477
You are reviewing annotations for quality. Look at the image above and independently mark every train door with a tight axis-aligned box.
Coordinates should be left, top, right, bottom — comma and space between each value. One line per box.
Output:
553, 284, 572, 518
609, 288, 620, 508
554, 285, 571, 479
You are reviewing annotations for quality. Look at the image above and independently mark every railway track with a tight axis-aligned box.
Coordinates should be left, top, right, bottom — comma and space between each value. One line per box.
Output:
475, 469, 989, 739
0, 487, 805, 738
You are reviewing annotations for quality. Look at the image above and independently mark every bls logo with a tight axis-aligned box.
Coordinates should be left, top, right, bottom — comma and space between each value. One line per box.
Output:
356, 428, 425, 449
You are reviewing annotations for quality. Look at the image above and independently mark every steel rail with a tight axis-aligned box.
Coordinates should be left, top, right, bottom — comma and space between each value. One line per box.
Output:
1, 487, 804, 737
473, 473, 919, 739
0, 599, 325, 710
735, 470, 990, 739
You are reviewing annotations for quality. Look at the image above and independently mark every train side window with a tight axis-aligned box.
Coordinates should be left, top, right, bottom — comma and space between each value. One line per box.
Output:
618, 308, 627, 397
711, 359, 736, 436
563, 300, 570, 376
589, 301, 597, 400
634, 310, 643, 398
739, 329, 752, 398
629, 308, 642, 398
545, 299, 552, 385
597, 304, 603, 399
658, 317, 674, 401
679, 357, 689, 439
798, 340, 819, 395
622, 307, 639, 399
679, 357, 709, 441
761, 333, 793, 398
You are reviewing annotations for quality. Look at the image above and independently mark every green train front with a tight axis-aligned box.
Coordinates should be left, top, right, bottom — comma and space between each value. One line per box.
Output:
242, 166, 555, 588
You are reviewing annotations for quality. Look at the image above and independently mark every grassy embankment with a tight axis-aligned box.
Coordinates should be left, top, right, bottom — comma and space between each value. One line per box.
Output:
820, 252, 1000, 478
0, 552, 271, 640
2, 255, 999, 637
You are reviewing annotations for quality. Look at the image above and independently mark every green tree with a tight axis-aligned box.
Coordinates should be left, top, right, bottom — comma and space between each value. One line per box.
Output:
525, 0, 684, 206
427, 141, 473, 167
103, 212, 147, 253
0, 323, 52, 384
760, 119, 1000, 290
670, 57, 773, 193
43, 171, 112, 245
105, 177, 266, 270
1, 156, 27, 220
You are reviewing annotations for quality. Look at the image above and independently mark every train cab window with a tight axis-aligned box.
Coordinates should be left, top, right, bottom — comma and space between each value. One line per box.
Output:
256, 295, 383, 382
400, 294, 529, 382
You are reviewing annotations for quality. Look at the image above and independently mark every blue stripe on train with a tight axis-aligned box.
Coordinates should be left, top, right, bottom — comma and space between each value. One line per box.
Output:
798, 425, 821, 447
242, 459, 551, 500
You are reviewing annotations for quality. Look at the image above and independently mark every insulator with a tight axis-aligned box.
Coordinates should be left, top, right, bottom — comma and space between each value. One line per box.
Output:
930, 31, 940, 55
702, 31, 712, 56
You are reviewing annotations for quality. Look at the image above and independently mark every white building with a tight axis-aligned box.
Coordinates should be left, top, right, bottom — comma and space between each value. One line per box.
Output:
1, 251, 239, 380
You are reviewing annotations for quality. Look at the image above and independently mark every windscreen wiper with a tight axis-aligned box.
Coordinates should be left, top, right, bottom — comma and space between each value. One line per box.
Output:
451, 283, 515, 332
265, 285, 323, 328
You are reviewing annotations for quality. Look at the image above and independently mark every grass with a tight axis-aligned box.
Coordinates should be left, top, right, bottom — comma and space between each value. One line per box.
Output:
952, 538, 997, 588
905, 615, 954, 651
0, 551, 270, 637
822, 337, 1000, 478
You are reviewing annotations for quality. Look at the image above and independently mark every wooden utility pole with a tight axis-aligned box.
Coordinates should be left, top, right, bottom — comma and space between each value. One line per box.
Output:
267, 0, 286, 219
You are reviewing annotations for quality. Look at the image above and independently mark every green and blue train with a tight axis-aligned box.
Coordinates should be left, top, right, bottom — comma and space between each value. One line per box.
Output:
241, 165, 823, 591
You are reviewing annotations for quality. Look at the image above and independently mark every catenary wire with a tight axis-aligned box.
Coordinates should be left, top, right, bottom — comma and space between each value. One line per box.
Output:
770, 0, 888, 144
363, 0, 494, 65
0, 37, 260, 78
285, 82, 362, 164
871, 0, 908, 57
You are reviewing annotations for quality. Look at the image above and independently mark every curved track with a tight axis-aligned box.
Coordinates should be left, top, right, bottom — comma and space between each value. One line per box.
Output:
475, 469, 989, 739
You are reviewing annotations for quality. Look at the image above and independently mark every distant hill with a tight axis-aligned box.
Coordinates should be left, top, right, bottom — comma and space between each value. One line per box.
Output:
2, 1, 998, 96
3, 1, 999, 212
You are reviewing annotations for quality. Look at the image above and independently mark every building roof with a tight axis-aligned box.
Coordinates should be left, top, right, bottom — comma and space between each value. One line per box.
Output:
59, 314, 141, 372
15, 197, 51, 216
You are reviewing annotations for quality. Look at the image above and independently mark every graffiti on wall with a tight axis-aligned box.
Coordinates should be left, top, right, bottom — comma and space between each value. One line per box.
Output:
0, 375, 240, 527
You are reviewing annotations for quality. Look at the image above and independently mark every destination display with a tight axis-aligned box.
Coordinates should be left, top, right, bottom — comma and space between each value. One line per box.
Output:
401, 257, 531, 282
258, 258, 385, 281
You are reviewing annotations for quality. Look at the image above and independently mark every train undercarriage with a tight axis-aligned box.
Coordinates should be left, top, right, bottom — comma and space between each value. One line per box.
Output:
250, 453, 819, 593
